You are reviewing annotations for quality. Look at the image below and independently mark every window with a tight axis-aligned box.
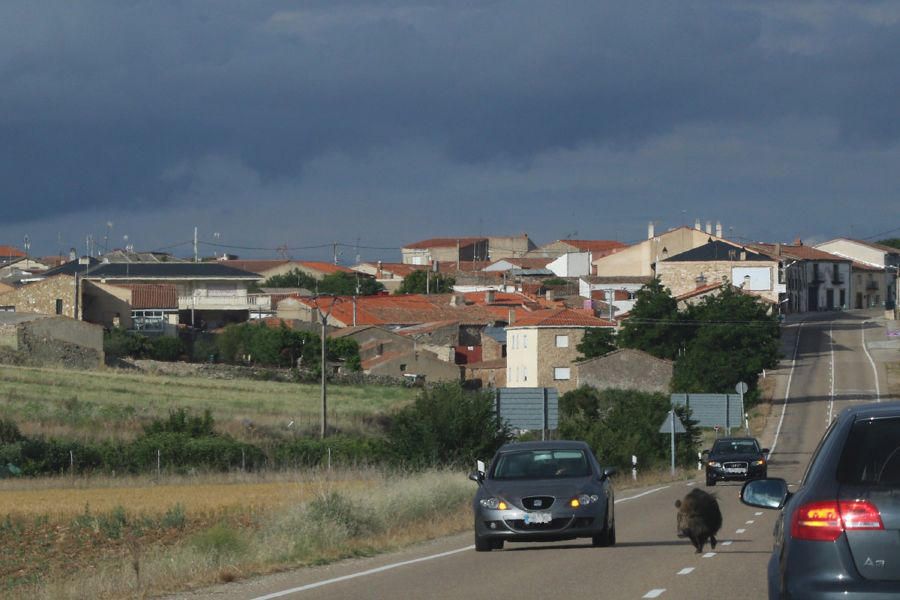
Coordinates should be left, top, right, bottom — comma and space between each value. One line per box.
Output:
132, 310, 167, 332
837, 417, 900, 485
554, 367, 571, 380
555, 335, 569, 348
55, 299, 63, 315
511, 335, 517, 350
523, 366, 528, 381
523, 334, 527, 349
399, 363, 407, 371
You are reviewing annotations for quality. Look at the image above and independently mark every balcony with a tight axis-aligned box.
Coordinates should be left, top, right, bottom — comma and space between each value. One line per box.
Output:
178, 293, 271, 311
866, 281, 879, 291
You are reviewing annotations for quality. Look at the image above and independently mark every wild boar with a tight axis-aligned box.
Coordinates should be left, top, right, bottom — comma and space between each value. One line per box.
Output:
675, 488, 722, 553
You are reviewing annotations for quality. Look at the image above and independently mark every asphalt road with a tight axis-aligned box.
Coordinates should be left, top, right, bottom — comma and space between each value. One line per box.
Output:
181, 309, 893, 600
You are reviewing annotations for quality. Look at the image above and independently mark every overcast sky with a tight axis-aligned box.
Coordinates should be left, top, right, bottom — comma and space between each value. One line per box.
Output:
2, 1, 899, 261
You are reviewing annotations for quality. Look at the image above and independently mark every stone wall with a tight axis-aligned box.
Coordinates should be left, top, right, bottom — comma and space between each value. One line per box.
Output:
576, 348, 673, 393
20, 317, 104, 368
0, 275, 77, 318
658, 259, 778, 303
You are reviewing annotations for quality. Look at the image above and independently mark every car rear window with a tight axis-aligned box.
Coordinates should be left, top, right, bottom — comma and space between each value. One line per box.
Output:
712, 440, 759, 455
492, 449, 592, 480
837, 417, 900, 486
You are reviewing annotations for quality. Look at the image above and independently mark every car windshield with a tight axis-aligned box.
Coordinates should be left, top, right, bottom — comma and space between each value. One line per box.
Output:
492, 449, 592, 480
712, 440, 759, 455
837, 417, 900, 486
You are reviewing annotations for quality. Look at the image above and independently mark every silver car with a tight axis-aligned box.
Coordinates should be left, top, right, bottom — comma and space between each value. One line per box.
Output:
469, 440, 616, 551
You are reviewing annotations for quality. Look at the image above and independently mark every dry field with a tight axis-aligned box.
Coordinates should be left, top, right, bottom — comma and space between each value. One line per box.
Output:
0, 364, 416, 441
0, 468, 472, 599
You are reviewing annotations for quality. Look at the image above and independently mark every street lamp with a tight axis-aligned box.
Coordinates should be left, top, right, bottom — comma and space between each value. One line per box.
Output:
311, 295, 343, 439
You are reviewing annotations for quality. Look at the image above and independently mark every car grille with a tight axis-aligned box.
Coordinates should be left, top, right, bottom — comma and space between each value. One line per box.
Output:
724, 461, 748, 470
522, 496, 555, 510
506, 517, 572, 532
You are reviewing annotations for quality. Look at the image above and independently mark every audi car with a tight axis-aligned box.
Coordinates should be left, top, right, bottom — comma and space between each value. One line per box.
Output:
741, 401, 900, 599
468, 440, 616, 551
705, 436, 768, 486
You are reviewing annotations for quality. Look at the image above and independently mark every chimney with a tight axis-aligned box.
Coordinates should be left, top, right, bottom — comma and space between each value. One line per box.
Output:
794, 238, 803, 246
695, 272, 707, 288
740, 250, 747, 261
775, 243, 782, 256
648, 221, 655, 239
485, 290, 495, 304
376, 260, 383, 279
694, 218, 702, 230
450, 294, 463, 307
508, 309, 516, 324
68, 248, 77, 261
743, 274, 751, 288
715, 221, 723, 238
545, 289, 555, 302
706, 221, 713, 234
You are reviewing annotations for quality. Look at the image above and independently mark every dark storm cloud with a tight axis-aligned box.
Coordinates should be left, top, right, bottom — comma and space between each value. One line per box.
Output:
3, 1, 900, 227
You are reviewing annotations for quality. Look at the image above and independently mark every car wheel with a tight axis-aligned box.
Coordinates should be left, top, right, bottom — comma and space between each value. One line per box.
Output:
474, 532, 494, 552
592, 518, 615, 547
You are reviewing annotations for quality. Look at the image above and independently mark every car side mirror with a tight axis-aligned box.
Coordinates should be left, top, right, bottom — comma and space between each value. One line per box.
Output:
600, 467, 617, 480
468, 471, 484, 485
701, 449, 710, 456
740, 478, 790, 510
760, 448, 770, 455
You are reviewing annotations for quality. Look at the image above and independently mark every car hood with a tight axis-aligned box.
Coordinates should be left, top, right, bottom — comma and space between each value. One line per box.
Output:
483, 476, 596, 502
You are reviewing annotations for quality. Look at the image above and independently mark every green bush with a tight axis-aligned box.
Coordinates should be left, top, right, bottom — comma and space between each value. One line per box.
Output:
190, 523, 247, 563
103, 327, 150, 361
0, 419, 23, 444
144, 408, 216, 437
559, 386, 700, 470
388, 383, 511, 467
147, 336, 186, 361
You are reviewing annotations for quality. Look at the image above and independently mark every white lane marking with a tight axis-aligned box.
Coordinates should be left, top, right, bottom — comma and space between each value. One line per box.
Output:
746, 520, 755, 524
615, 485, 670, 504
828, 321, 835, 423
703, 552, 716, 558
677, 567, 695, 575
643, 589, 666, 598
861, 321, 881, 402
755, 512, 763, 516
736, 528, 746, 534
720, 541, 733, 546
770, 322, 803, 456
249, 546, 475, 599
686, 481, 696, 487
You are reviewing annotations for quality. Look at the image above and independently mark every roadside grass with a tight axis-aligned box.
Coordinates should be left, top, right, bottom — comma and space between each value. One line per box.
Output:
0, 365, 416, 441
3, 468, 472, 600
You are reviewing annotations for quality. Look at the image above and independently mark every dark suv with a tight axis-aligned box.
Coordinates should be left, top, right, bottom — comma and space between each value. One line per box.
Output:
705, 437, 768, 486
742, 401, 900, 598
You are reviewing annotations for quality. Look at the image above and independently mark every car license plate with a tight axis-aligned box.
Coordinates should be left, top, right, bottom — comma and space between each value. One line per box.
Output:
524, 512, 552, 525
725, 467, 746, 474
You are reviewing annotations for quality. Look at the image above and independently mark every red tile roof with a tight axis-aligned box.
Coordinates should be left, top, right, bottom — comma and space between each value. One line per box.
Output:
116, 284, 178, 309
557, 240, 627, 255
509, 308, 615, 328
297, 261, 355, 275
217, 259, 289, 275
0, 246, 26, 259
403, 237, 488, 250
750, 243, 850, 262
674, 282, 726, 302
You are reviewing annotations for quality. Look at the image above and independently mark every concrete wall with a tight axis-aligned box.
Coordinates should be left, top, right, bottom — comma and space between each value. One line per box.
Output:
593, 228, 713, 277
83, 281, 133, 329
576, 348, 673, 393
0, 275, 77, 318
482, 335, 505, 361
548, 252, 591, 277
488, 235, 535, 260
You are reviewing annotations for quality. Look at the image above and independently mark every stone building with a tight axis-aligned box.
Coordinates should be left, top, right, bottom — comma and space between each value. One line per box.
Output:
0, 274, 78, 318
576, 349, 673, 394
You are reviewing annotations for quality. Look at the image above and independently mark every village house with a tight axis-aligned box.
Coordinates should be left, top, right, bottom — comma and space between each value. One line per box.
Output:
576, 348, 673, 394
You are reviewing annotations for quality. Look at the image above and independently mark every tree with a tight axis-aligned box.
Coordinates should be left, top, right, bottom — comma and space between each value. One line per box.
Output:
670, 286, 780, 404
617, 278, 688, 360
388, 383, 510, 467
876, 238, 900, 250
262, 269, 384, 296
263, 268, 318, 290
576, 328, 617, 359
396, 269, 455, 294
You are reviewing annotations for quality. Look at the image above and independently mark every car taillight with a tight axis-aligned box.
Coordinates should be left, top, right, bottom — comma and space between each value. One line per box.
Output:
791, 500, 884, 542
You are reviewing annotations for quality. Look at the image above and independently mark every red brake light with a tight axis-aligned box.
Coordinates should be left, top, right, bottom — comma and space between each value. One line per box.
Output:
791, 500, 884, 542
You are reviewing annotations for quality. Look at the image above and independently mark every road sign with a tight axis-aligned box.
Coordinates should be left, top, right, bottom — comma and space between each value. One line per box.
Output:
659, 410, 686, 434
735, 381, 749, 394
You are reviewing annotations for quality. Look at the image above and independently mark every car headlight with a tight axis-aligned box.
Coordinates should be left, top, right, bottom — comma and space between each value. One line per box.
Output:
570, 494, 601, 508
752, 459, 766, 466
708, 461, 721, 468
479, 497, 509, 510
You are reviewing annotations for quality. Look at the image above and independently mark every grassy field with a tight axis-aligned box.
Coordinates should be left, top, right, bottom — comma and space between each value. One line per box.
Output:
0, 468, 472, 599
0, 365, 417, 441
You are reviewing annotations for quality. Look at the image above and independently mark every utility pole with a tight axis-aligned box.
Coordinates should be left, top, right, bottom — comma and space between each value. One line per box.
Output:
333, 242, 338, 265
313, 296, 342, 439
193, 227, 199, 263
